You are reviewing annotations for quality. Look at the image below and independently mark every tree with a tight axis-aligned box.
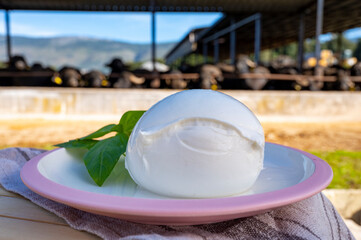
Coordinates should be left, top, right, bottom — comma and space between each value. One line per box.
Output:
354, 40, 361, 61
323, 33, 356, 54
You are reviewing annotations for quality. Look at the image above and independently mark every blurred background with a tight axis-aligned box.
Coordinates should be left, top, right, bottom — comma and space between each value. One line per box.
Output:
0, 0, 360, 237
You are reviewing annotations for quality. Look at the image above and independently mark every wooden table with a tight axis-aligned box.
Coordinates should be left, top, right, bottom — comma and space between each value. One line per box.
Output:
0, 185, 99, 239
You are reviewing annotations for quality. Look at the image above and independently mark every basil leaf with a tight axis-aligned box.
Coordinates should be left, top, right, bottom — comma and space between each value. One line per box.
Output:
116, 111, 145, 137
53, 110, 145, 187
55, 139, 98, 149
83, 133, 128, 186
80, 124, 117, 140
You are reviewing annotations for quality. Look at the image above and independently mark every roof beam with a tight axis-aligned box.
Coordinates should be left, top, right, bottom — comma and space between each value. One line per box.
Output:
229, 16, 236, 65
254, 15, 261, 64
203, 43, 208, 63
5, 9, 11, 62
202, 13, 261, 44
151, 1, 156, 72
297, 12, 305, 73
315, 0, 324, 74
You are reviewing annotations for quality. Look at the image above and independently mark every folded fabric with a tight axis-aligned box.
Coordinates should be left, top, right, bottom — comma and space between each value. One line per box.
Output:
0, 147, 355, 240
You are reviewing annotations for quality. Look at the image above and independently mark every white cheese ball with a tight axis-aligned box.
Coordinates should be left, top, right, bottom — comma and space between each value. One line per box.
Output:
125, 90, 264, 198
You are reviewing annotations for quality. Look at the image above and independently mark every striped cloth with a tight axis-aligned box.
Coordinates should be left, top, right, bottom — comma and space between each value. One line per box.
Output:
0, 147, 355, 240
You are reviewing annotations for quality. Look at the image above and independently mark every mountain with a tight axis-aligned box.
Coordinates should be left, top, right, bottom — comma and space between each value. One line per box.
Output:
0, 36, 176, 72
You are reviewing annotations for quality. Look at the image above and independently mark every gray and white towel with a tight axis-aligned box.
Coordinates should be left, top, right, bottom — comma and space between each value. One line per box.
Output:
0, 147, 355, 240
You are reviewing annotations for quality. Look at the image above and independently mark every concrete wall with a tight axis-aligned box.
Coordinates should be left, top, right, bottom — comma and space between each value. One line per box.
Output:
0, 87, 360, 121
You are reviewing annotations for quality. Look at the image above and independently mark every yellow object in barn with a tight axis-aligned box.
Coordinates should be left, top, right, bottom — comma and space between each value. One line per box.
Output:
306, 50, 336, 68
101, 79, 109, 87
307, 57, 317, 68
211, 84, 218, 90
53, 76, 62, 85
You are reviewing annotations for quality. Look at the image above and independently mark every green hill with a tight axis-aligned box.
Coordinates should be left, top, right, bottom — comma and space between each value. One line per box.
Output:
0, 36, 175, 72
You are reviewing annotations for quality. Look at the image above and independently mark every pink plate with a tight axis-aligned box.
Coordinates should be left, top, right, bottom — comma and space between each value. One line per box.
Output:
21, 143, 332, 225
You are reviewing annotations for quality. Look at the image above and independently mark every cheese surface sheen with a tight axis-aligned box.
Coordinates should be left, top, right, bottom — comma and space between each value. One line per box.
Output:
125, 89, 265, 198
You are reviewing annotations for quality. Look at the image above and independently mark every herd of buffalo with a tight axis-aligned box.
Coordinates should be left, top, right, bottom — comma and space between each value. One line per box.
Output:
1, 55, 360, 91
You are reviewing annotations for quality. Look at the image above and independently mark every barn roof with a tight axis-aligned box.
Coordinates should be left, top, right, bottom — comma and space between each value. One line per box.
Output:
165, 0, 361, 63
0, 0, 314, 12
2, 0, 360, 64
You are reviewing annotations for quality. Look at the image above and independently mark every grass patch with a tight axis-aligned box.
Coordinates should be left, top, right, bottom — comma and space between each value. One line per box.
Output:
311, 151, 361, 189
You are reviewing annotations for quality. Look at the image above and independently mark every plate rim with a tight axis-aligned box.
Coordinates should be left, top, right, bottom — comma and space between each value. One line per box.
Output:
20, 142, 333, 218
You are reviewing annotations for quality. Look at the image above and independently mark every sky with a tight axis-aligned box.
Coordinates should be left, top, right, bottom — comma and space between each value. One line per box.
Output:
0, 10, 222, 43
0, 10, 360, 44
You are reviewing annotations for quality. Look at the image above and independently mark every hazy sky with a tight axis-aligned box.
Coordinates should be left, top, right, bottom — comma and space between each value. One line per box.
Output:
0, 10, 360, 43
0, 10, 222, 43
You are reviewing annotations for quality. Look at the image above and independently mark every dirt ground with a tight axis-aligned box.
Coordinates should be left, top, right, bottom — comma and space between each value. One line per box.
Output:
0, 119, 360, 151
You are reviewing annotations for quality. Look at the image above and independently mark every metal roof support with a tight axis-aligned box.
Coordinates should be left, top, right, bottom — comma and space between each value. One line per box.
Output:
151, 2, 156, 72
203, 43, 208, 64
5, 9, 12, 62
254, 14, 261, 65
213, 39, 219, 64
230, 16, 236, 66
203, 13, 260, 44
336, 32, 343, 57
297, 12, 305, 73
315, 0, 324, 75
214, 40, 219, 63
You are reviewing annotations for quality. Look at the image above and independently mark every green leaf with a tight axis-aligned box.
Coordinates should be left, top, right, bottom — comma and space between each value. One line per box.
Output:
55, 139, 98, 149
80, 124, 117, 140
53, 110, 145, 187
116, 111, 145, 137
83, 133, 128, 186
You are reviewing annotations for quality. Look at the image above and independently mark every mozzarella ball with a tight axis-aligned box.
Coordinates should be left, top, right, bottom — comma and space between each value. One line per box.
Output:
125, 90, 264, 198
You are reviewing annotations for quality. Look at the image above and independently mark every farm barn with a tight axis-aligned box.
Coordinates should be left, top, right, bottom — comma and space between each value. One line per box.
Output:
0, 1, 361, 239
1, 0, 361, 90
